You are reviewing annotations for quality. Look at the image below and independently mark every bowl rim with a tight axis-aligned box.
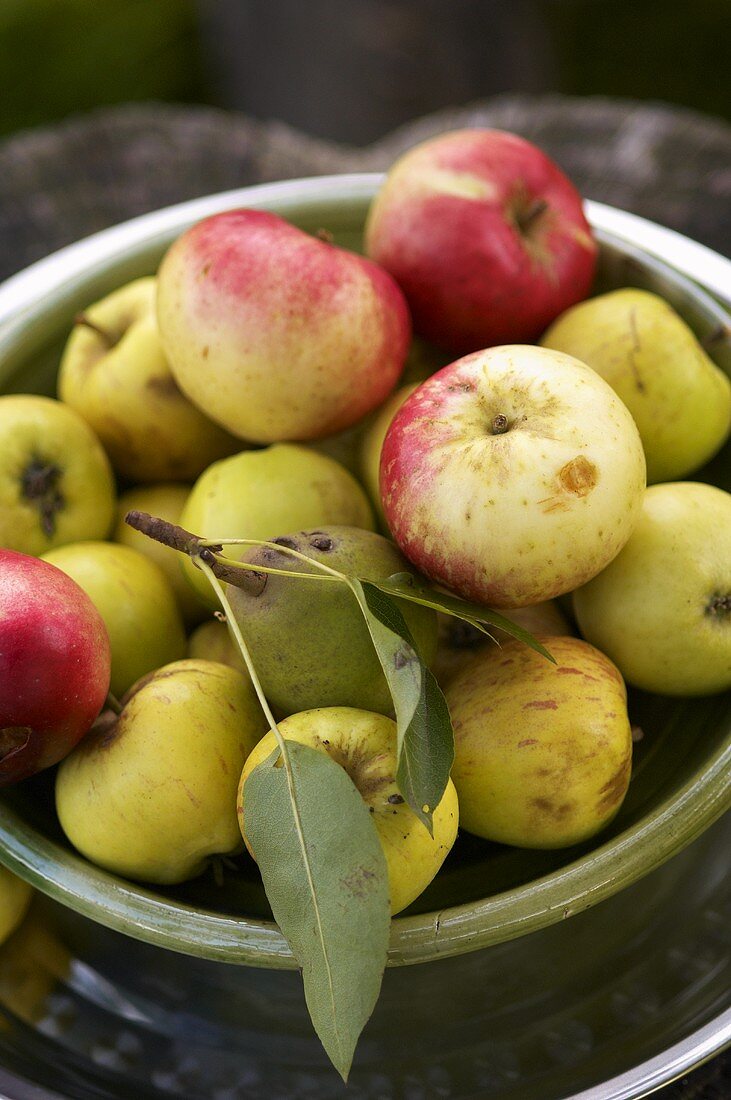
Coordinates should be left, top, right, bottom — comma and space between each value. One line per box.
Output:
0, 174, 729, 969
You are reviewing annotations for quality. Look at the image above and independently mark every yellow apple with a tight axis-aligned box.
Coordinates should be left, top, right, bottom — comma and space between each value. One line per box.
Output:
56, 660, 267, 884
187, 619, 248, 677
446, 635, 633, 848
573, 482, 731, 696
179, 443, 375, 607
542, 288, 731, 482
114, 482, 204, 625
239, 708, 459, 914
359, 382, 420, 527
42, 541, 187, 698
0, 394, 115, 556
58, 277, 238, 482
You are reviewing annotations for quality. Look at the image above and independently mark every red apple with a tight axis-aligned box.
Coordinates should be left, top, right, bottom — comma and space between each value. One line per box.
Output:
157, 209, 412, 443
365, 128, 597, 354
0, 549, 111, 784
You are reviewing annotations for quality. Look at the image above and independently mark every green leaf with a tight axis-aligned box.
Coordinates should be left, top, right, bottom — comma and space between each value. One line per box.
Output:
379, 574, 556, 663
243, 742, 390, 1082
349, 579, 454, 832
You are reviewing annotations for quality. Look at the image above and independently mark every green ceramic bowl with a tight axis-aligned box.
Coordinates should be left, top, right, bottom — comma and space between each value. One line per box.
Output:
0, 175, 728, 969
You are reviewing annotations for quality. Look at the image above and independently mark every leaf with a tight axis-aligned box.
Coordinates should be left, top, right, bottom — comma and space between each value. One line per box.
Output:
349, 579, 454, 832
379, 574, 556, 663
243, 742, 390, 1082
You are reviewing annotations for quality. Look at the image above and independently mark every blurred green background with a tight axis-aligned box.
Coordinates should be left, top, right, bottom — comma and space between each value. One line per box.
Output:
0, 0, 728, 143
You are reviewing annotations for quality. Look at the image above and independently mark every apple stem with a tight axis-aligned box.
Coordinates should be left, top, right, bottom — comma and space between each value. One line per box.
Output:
516, 198, 549, 235
74, 313, 118, 347
104, 692, 123, 716
491, 413, 510, 435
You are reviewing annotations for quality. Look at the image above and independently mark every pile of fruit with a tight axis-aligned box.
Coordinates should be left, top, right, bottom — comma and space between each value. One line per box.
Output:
0, 129, 729, 1077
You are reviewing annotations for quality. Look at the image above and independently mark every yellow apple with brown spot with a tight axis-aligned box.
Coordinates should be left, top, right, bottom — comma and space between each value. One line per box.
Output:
446, 635, 633, 848
381, 345, 647, 607
238, 707, 459, 914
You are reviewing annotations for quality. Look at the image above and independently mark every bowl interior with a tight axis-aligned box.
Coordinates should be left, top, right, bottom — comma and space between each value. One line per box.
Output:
0, 178, 729, 967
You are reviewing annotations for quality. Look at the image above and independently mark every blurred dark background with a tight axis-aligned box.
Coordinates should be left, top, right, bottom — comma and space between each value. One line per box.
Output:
0, 0, 729, 144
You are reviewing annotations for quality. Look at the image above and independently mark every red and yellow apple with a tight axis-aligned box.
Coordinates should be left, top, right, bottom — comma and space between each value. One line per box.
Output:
381, 344, 646, 608
446, 636, 633, 848
157, 209, 411, 443
0, 549, 111, 784
365, 128, 597, 354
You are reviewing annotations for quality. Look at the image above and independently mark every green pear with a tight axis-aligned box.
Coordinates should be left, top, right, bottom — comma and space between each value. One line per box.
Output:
58, 277, 238, 482
179, 443, 376, 608
55, 660, 267, 884
225, 526, 438, 716
573, 482, 731, 696
114, 482, 205, 626
541, 288, 731, 483
42, 541, 187, 698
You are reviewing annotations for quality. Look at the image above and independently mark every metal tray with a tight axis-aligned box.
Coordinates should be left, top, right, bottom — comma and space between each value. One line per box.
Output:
0, 810, 726, 1099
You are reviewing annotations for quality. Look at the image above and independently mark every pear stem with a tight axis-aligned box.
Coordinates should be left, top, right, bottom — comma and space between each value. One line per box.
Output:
125, 512, 344, 593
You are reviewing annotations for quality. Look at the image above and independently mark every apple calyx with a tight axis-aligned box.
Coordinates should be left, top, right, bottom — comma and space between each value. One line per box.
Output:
21, 458, 64, 536
491, 413, 510, 435
515, 197, 549, 236
706, 592, 730, 618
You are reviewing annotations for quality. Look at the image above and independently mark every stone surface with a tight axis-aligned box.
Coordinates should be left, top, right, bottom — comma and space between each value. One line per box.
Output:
0, 94, 729, 283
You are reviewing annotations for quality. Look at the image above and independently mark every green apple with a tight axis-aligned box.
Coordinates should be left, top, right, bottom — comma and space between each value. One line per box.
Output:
359, 383, 420, 527
446, 635, 632, 848
42, 541, 187, 698
55, 659, 267, 884
573, 482, 731, 696
239, 707, 459, 914
58, 277, 238, 482
541, 288, 731, 483
0, 394, 115, 556
114, 482, 204, 626
432, 600, 574, 689
179, 443, 376, 607
226, 526, 438, 716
